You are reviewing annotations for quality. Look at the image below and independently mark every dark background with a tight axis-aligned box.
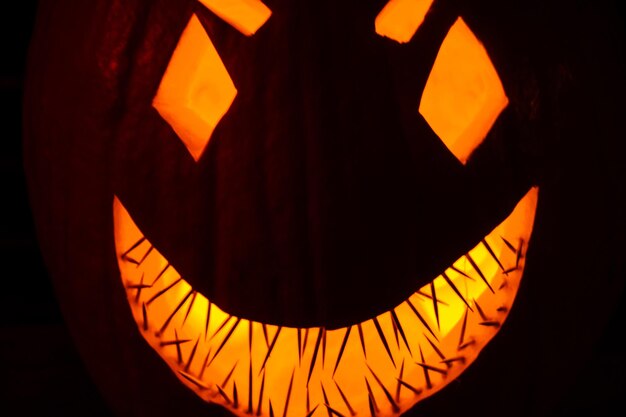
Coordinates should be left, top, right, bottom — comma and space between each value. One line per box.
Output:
1, 1, 624, 416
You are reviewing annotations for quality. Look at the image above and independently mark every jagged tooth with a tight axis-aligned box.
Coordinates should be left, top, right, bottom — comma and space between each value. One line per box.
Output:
449, 265, 475, 281
260, 327, 282, 374
516, 239, 524, 268
136, 245, 154, 266
322, 328, 328, 368
357, 323, 367, 358
208, 318, 242, 367
247, 357, 254, 414
121, 236, 146, 259
430, 282, 440, 331
211, 315, 234, 340
405, 299, 439, 341
424, 335, 446, 362
307, 328, 325, 385
178, 370, 210, 390
441, 356, 466, 366
262, 323, 270, 347
175, 329, 183, 364
150, 263, 171, 286
256, 370, 266, 416
481, 238, 506, 273
473, 299, 488, 321
281, 370, 295, 417
367, 392, 377, 417
458, 308, 469, 349
365, 377, 379, 413
305, 405, 319, 417
333, 326, 352, 377
458, 339, 475, 351
198, 347, 212, 380
395, 378, 422, 395
184, 337, 200, 373
298, 328, 303, 365
249, 320, 254, 353
366, 364, 400, 412
395, 359, 405, 402
221, 361, 239, 388
159, 288, 194, 335
321, 382, 332, 417
216, 384, 232, 404
325, 403, 346, 417
500, 235, 517, 254
479, 320, 501, 328
302, 328, 310, 357
306, 384, 311, 414
182, 291, 198, 327
133, 273, 147, 303
441, 272, 474, 311
146, 277, 182, 305
390, 310, 412, 355
158, 338, 192, 347
465, 253, 495, 293
233, 381, 239, 409
142, 302, 149, 331
372, 317, 396, 367
415, 362, 448, 375
269, 400, 275, 417
390, 313, 400, 348
204, 301, 212, 341
333, 379, 356, 416
416, 290, 450, 306
418, 345, 432, 389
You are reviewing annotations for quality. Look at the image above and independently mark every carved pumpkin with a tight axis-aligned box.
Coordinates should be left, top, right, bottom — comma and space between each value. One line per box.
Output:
23, 0, 625, 416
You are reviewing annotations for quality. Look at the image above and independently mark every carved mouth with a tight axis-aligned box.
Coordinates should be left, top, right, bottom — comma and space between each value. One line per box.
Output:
113, 187, 537, 417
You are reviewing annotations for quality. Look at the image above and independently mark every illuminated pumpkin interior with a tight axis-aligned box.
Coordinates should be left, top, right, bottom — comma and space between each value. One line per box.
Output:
115, 2, 539, 416
375, 0, 434, 44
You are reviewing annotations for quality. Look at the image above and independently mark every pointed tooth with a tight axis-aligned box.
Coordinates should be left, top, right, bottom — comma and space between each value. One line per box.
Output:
260, 327, 282, 374
465, 253, 495, 293
372, 317, 396, 367
366, 363, 400, 412
405, 299, 438, 341
333, 326, 352, 377
208, 318, 242, 367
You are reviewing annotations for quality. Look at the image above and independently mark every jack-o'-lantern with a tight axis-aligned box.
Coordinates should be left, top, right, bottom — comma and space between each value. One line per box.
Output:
23, 0, 626, 416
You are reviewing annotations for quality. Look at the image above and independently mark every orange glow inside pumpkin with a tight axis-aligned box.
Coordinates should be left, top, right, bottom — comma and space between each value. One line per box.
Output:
152, 14, 237, 161
114, 189, 537, 417
118, 5, 539, 417
375, 0, 434, 44
419, 18, 508, 164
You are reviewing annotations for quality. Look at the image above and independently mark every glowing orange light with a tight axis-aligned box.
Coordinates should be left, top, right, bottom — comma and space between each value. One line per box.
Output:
375, 0, 434, 43
419, 18, 508, 164
122, 7, 537, 417
153, 14, 237, 161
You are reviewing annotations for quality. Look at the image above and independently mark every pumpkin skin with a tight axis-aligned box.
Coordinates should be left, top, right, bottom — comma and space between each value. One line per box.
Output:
23, 0, 625, 417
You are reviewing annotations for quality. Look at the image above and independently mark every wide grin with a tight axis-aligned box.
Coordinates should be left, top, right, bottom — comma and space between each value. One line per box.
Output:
112, 1, 539, 415
113, 187, 537, 417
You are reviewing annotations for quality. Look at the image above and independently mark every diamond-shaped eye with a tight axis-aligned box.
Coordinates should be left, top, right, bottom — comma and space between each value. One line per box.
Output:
153, 1, 271, 162
152, 14, 237, 161
419, 18, 508, 164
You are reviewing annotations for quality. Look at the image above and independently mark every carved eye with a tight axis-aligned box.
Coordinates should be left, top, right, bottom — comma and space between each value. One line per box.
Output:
376, 0, 507, 164
153, 1, 271, 161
